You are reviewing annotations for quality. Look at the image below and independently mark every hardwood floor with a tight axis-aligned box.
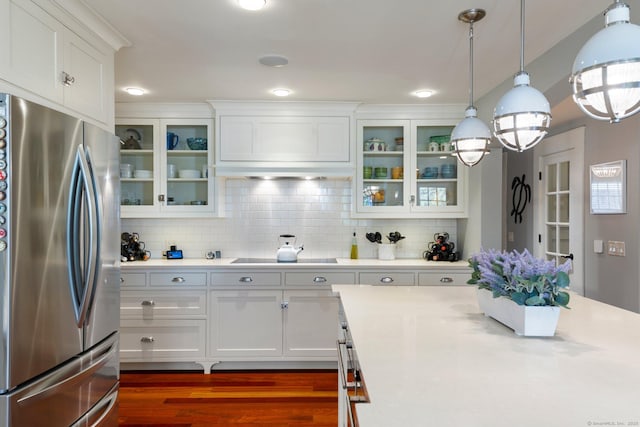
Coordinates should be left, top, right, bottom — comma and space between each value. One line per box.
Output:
118, 370, 339, 427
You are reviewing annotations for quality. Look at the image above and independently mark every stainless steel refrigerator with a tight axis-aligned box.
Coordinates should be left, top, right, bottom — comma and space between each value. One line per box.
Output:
0, 94, 120, 426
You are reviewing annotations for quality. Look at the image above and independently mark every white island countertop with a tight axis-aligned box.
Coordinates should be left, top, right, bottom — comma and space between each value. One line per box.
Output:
332, 285, 640, 427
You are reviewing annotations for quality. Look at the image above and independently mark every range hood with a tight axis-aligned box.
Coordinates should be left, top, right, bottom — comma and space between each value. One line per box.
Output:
210, 100, 358, 178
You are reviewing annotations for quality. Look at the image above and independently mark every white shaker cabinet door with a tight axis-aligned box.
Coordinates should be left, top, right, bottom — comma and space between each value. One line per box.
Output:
4, 0, 64, 103
219, 116, 349, 162
283, 290, 339, 358
209, 290, 283, 358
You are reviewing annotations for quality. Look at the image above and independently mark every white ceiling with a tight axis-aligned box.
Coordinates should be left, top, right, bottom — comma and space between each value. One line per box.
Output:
85, 0, 608, 109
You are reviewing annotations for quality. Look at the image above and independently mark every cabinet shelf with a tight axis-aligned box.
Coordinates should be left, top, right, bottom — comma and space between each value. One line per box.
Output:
167, 150, 208, 156
122, 178, 154, 182
364, 179, 404, 183
363, 151, 403, 156
121, 149, 154, 155
168, 178, 207, 182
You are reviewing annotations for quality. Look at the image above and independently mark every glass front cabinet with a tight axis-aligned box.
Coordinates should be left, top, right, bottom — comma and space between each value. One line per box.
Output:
117, 118, 216, 218
355, 120, 468, 218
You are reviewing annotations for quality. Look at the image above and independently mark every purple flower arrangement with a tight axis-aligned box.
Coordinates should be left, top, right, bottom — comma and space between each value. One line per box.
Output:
468, 248, 571, 308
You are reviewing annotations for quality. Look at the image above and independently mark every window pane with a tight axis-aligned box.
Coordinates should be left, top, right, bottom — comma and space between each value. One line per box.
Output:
559, 161, 570, 191
559, 226, 570, 254
547, 225, 557, 253
547, 195, 557, 222
547, 164, 557, 192
559, 194, 570, 222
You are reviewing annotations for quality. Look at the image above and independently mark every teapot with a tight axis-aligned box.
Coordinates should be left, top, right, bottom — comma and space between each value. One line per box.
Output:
276, 234, 304, 262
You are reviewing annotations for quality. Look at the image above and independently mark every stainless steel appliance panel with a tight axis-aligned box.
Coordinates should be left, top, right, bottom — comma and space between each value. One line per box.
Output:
82, 123, 120, 350
1, 95, 84, 391
0, 332, 118, 427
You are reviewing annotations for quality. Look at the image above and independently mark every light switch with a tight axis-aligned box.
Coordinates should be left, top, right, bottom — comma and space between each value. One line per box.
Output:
607, 240, 626, 257
594, 239, 603, 254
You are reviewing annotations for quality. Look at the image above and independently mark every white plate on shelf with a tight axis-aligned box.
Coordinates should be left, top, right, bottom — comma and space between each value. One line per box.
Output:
134, 169, 152, 178
178, 169, 201, 179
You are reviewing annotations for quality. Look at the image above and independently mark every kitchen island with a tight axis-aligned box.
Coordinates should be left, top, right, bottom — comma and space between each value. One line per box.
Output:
332, 285, 640, 427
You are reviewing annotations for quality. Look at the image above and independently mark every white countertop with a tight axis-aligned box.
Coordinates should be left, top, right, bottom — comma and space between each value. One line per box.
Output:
332, 285, 640, 427
121, 258, 471, 269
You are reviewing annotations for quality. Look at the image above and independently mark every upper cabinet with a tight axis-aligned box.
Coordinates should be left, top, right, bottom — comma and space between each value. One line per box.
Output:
117, 116, 219, 218
0, 0, 127, 128
354, 117, 468, 218
211, 101, 358, 177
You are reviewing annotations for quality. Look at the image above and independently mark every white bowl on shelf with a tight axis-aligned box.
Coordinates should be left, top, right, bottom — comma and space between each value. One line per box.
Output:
134, 169, 152, 179
178, 169, 200, 179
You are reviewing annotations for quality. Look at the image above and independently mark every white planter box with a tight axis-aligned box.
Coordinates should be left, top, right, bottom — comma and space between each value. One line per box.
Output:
476, 289, 560, 336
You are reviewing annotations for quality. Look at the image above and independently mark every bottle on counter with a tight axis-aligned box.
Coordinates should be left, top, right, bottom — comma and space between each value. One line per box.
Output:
350, 232, 358, 259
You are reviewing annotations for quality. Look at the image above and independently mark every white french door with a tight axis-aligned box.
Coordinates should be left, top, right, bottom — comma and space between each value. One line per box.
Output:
534, 127, 585, 295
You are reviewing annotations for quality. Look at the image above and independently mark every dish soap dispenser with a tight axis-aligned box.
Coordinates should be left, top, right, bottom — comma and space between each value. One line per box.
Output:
350, 232, 358, 259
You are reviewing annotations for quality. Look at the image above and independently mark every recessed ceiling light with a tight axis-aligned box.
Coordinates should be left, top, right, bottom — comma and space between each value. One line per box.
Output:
259, 55, 289, 67
238, 0, 266, 10
124, 87, 145, 96
414, 90, 434, 98
272, 88, 291, 97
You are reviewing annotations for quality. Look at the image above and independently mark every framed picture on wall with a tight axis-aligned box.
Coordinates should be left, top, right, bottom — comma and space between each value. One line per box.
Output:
589, 160, 626, 214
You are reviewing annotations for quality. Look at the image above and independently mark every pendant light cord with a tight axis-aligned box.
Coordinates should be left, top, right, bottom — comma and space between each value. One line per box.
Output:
520, 0, 525, 73
468, 22, 475, 107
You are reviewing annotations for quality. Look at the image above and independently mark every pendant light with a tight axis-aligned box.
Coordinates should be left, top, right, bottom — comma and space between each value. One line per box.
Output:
493, 0, 551, 152
570, 1, 640, 123
452, 9, 491, 167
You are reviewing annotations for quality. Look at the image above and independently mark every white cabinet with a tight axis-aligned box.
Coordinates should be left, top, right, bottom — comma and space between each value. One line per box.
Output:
209, 290, 284, 358
359, 271, 416, 286
418, 271, 470, 286
219, 116, 349, 162
355, 119, 468, 218
211, 101, 358, 176
1, 0, 113, 125
116, 117, 217, 218
283, 290, 339, 358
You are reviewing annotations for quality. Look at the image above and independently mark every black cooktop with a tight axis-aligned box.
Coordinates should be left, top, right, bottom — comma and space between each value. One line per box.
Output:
232, 258, 337, 264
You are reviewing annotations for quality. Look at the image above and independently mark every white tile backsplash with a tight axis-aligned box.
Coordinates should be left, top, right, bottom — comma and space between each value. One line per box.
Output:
122, 179, 457, 260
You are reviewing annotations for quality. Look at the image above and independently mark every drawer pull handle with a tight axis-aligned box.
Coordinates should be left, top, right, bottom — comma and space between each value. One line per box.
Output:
141, 300, 155, 307
313, 276, 327, 283
380, 277, 394, 284
140, 337, 155, 343
239, 276, 253, 283
172, 277, 186, 283
280, 302, 289, 309
440, 277, 453, 283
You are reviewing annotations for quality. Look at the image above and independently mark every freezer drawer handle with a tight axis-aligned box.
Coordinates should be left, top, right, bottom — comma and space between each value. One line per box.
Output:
313, 276, 327, 283
172, 277, 186, 283
141, 300, 155, 307
70, 386, 118, 427
440, 277, 453, 283
239, 276, 253, 283
380, 277, 394, 283
140, 336, 155, 343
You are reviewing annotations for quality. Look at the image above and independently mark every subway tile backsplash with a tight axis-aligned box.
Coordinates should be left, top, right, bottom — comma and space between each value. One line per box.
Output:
122, 179, 457, 260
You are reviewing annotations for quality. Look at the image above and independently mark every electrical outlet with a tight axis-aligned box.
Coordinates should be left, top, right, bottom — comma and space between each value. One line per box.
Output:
607, 240, 626, 257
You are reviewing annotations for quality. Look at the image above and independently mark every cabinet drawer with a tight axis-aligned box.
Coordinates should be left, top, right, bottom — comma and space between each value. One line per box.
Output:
121, 291, 207, 318
119, 319, 206, 361
210, 272, 281, 287
359, 272, 415, 286
149, 272, 207, 287
121, 272, 147, 287
418, 272, 470, 286
285, 272, 356, 287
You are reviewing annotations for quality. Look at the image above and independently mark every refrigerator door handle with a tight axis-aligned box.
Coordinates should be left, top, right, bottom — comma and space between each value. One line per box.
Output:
66, 144, 100, 327
16, 334, 117, 405
70, 385, 118, 427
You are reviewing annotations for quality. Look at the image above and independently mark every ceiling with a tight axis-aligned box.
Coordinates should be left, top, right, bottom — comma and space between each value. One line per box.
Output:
85, 0, 607, 112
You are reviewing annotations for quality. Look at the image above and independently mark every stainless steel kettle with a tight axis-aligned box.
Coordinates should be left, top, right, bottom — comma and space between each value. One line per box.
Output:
276, 234, 304, 262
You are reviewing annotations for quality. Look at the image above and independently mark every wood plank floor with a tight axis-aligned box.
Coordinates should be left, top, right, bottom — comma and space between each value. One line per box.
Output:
118, 370, 339, 427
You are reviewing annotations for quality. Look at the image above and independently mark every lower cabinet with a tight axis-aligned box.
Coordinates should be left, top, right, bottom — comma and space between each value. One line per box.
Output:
209, 289, 339, 360
120, 289, 207, 363
209, 290, 284, 358
418, 271, 470, 286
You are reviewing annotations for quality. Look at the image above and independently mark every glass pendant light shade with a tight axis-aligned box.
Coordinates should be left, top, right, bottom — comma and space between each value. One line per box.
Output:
494, 72, 551, 151
451, 106, 491, 167
571, 1, 640, 123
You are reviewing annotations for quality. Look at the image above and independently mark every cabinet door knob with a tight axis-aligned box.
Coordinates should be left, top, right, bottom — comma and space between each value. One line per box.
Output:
280, 301, 289, 309
172, 277, 186, 283
140, 336, 155, 343
440, 277, 453, 283
141, 300, 155, 306
239, 276, 253, 283
313, 276, 327, 283
62, 72, 75, 86
380, 277, 394, 283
